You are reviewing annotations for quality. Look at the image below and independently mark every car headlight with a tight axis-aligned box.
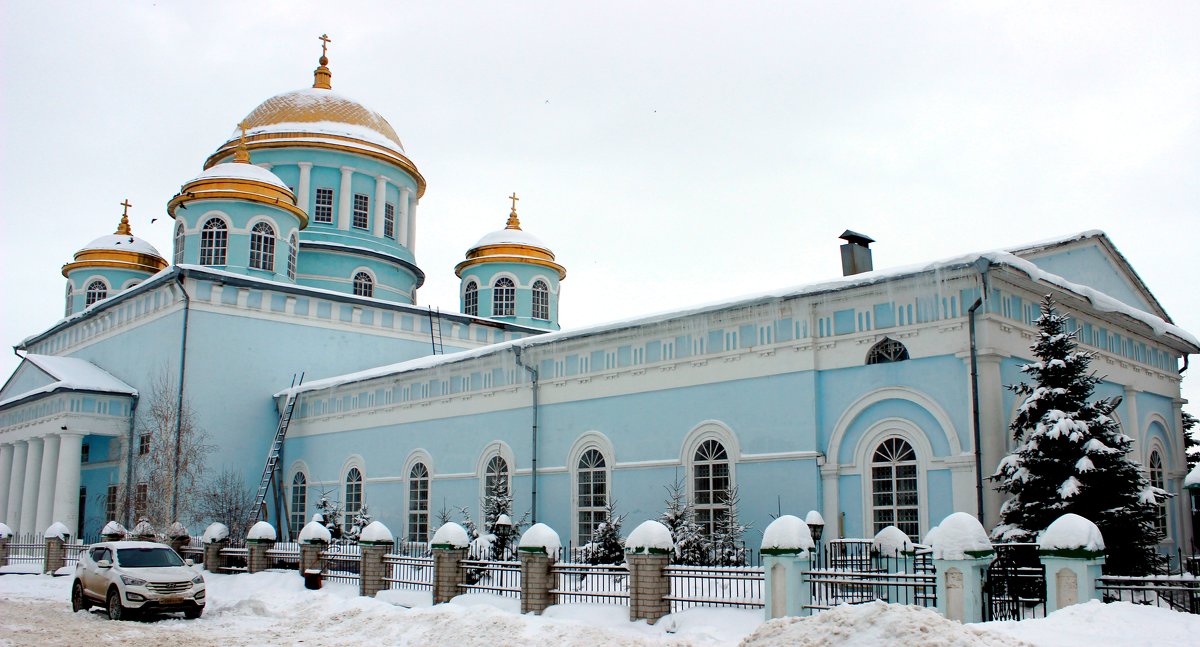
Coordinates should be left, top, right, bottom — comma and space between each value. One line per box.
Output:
194, 589, 206, 600
120, 575, 148, 587
192, 574, 204, 585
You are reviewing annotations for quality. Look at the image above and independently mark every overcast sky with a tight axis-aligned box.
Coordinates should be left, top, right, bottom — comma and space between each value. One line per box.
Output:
2, 1, 1197, 406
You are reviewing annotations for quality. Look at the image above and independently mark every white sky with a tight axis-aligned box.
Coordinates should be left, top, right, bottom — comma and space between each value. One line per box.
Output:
1, 2, 1197, 408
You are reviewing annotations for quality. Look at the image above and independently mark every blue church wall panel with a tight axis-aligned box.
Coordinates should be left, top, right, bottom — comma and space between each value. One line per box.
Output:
1025, 244, 1155, 315
838, 474, 864, 538
927, 468, 953, 528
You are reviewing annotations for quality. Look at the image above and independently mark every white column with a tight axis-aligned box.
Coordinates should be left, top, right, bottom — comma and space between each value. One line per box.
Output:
297, 162, 313, 213
35, 434, 61, 533
52, 433, 84, 538
372, 175, 388, 238
398, 187, 412, 248
337, 167, 354, 230
406, 191, 417, 253
6, 441, 27, 531
0, 444, 13, 523
19, 437, 43, 534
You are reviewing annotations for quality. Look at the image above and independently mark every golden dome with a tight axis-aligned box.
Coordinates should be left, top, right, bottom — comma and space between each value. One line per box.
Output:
455, 197, 566, 280
237, 88, 405, 152
62, 206, 168, 277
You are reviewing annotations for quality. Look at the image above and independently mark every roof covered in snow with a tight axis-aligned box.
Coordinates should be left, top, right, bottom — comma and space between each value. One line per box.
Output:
77, 233, 164, 257
234, 87, 405, 154
190, 162, 290, 191
0, 354, 137, 410
471, 227, 550, 251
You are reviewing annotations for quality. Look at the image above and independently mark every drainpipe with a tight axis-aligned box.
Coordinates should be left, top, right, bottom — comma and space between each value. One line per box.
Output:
125, 396, 139, 527
170, 273, 192, 522
968, 297, 985, 521
512, 346, 539, 523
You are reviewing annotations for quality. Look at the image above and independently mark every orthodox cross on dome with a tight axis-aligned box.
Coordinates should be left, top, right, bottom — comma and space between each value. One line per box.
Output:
233, 121, 251, 163
313, 33, 333, 89
116, 199, 133, 235
506, 192, 522, 229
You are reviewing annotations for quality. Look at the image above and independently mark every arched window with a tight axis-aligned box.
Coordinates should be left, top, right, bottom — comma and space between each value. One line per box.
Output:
464, 281, 479, 317
287, 234, 298, 280
353, 272, 373, 297
199, 218, 228, 265
408, 463, 430, 542
173, 223, 185, 265
249, 222, 276, 271
866, 338, 910, 364
577, 449, 607, 545
1149, 450, 1167, 537
693, 439, 730, 535
65, 283, 74, 316
344, 467, 363, 529
484, 455, 509, 525
290, 472, 307, 540
85, 280, 108, 307
871, 437, 919, 540
493, 277, 515, 317
532, 280, 550, 320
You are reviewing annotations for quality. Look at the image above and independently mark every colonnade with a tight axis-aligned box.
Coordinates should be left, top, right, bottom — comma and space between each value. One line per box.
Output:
0, 432, 84, 536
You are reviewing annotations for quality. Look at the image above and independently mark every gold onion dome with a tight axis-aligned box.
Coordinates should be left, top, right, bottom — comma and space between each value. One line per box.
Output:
62, 204, 168, 277
455, 195, 566, 280
169, 128, 308, 227
202, 35, 425, 197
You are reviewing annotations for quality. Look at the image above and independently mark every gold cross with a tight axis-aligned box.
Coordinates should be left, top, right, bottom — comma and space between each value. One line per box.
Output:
120, 199, 133, 216
509, 192, 519, 211
238, 121, 248, 141
319, 33, 331, 57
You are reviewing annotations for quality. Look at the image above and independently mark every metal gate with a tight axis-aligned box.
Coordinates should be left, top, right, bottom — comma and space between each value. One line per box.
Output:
983, 543, 1046, 621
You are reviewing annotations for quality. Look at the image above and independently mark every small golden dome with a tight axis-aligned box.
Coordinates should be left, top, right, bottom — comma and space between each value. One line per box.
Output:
62, 202, 168, 277
455, 194, 566, 280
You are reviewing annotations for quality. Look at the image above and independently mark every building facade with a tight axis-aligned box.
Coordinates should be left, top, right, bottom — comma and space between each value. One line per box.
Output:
1, 47, 1195, 554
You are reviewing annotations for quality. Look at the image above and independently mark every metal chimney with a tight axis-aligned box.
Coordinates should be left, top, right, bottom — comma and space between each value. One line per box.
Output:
839, 230, 874, 276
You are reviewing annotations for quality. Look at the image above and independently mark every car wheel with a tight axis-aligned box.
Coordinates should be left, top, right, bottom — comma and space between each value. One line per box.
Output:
106, 588, 126, 621
71, 581, 91, 612
184, 606, 203, 619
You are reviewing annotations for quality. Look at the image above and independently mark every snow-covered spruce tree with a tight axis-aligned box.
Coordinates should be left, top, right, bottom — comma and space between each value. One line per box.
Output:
314, 493, 344, 540
659, 475, 711, 565
1183, 411, 1198, 470
992, 296, 1168, 575
710, 487, 750, 567
583, 500, 626, 565
344, 504, 373, 542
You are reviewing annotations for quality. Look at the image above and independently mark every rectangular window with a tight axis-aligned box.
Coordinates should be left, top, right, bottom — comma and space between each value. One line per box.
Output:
81, 444, 90, 463
135, 482, 148, 519
384, 203, 395, 239
353, 194, 370, 229
138, 434, 150, 455
314, 188, 334, 223
106, 484, 118, 522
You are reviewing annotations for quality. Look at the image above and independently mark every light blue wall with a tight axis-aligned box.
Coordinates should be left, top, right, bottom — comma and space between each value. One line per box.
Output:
67, 267, 157, 315
461, 261, 561, 331
174, 200, 302, 283
1024, 245, 1155, 315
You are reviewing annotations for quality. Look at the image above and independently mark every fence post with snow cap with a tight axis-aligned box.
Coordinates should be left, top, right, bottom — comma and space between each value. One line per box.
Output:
202, 522, 230, 573
929, 512, 993, 623
167, 521, 191, 557
761, 515, 816, 619
518, 523, 560, 614
358, 521, 393, 598
0, 522, 10, 567
625, 520, 673, 624
430, 522, 470, 604
299, 515, 332, 589
43, 521, 70, 574
246, 521, 277, 574
1037, 514, 1105, 613
100, 520, 127, 543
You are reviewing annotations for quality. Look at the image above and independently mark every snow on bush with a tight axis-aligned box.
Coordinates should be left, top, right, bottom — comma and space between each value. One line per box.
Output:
299, 518, 332, 544
742, 600, 1026, 647
430, 522, 469, 549
518, 523, 561, 557
1038, 513, 1104, 553
359, 520, 393, 544
202, 522, 230, 543
247, 521, 277, 542
872, 525, 913, 555
101, 521, 126, 537
167, 521, 189, 538
132, 519, 155, 537
625, 520, 673, 554
0, 522, 11, 539
760, 515, 813, 554
44, 522, 71, 539
928, 512, 992, 560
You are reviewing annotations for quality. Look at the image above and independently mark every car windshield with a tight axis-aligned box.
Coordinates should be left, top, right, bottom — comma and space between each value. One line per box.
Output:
116, 547, 185, 568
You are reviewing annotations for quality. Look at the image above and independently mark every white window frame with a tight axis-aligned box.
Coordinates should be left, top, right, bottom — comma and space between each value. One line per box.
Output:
314, 187, 334, 223
85, 279, 109, 307
407, 462, 430, 542
173, 222, 185, 265
1148, 447, 1167, 538
870, 436, 920, 541
353, 271, 374, 297
493, 277, 515, 317
344, 466, 363, 529
290, 470, 307, 540
352, 193, 370, 229
287, 233, 298, 280
199, 217, 228, 266
249, 221, 276, 271
532, 279, 550, 320
575, 448, 608, 545
464, 280, 479, 316
384, 202, 395, 239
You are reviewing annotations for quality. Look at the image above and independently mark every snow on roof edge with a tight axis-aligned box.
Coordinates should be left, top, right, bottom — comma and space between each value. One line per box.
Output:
0, 355, 137, 410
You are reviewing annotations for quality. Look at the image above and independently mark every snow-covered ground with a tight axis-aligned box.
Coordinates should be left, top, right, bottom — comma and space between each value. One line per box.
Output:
0, 571, 1196, 646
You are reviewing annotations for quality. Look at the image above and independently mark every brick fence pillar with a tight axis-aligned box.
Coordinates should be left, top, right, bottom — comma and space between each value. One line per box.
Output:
360, 543, 389, 598
519, 550, 557, 614
44, 536, 65, 574
627, 553, 670, 624
432, 548, 467, 604
247, 539, 273, 574
204, 539, 228, 573
0, 538, 9, 567
169, 535, 190, 556
300, 541, 327, 589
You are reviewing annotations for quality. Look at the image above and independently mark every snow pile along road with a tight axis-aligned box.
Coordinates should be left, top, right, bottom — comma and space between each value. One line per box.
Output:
739, 602, 1031, 647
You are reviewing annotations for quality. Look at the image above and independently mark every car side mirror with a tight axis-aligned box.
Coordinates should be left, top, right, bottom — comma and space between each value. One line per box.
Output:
97, 559, 112, 569
184, 559, 194, 567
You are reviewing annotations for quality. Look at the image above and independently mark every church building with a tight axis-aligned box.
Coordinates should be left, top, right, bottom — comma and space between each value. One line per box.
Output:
1, 43, 1195, 553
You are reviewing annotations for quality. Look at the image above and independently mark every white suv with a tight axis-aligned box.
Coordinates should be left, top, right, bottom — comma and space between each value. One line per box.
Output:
71, 540, 206, 620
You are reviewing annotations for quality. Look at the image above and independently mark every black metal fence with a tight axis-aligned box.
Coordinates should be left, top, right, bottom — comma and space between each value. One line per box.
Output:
551, 561, 630, 604
458, 558, 521, 598
6, 534, 46, 566
665, 564, 764, 610
321, 540, 361, 585
805, 542, 936, 612
266, 542, 300, 570
983, 543, 1046, 621
383, 541, 434, 591
1097, 549, 1200, 614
